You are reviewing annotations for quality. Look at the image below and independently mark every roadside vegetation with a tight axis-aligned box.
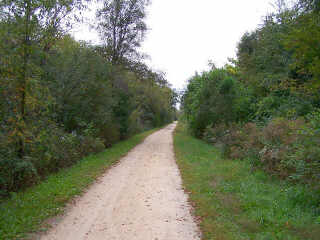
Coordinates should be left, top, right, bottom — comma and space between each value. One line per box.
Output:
181, 0, 319, 198
180, 0, 320, 238
174, 123, 319, 240
0, 0, 177, 197
0, 128, 157, 240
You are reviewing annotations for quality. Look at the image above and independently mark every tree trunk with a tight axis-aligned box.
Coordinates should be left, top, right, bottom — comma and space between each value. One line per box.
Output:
18, 0, 31, 158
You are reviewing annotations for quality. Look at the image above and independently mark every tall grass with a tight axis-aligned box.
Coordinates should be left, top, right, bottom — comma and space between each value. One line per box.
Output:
174, 123, 319, 240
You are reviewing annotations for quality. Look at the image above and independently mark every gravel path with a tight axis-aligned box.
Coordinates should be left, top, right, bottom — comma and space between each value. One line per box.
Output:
41, 123, 200, 240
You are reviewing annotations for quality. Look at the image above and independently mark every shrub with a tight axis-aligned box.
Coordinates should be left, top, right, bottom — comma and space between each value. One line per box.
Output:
259, 118, 304, 176
204, 122, 263, 160
25, 125, 80, 175
0, 155, 38, 197
203, 123, 228, 144
206, 116, 320, 185
204, 117, 319, 183
0, 131, 38, 196
79, 136, 105, 156
96, 122, 121, 147
128, 109, 145, 135
224, 122, 263, 161
255, 94, 314, 122
285, 110, 320, 184
0, 122, 108, 196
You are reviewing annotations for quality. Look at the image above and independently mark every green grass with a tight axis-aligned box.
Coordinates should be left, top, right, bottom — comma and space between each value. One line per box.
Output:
0, 128, 158, 240
174, 123, 320, 240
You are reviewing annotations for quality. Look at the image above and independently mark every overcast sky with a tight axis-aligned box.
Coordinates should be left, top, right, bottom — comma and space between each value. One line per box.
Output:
73, 0, 274, 90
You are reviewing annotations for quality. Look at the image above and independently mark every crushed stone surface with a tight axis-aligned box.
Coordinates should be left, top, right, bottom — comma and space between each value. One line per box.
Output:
41, 123, 200, 240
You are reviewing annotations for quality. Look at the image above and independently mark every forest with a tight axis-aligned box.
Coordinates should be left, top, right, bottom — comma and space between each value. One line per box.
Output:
182, 0, 319, 195
0, 0, 177, 196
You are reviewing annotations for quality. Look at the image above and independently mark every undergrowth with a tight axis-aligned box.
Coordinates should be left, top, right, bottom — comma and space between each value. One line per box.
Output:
0, 128, 157, 240
174, 123, 320, 240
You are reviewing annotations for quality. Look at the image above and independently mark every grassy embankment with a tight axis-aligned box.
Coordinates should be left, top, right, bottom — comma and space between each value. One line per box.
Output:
174, 123, 319, 240
0, 128, 158, 240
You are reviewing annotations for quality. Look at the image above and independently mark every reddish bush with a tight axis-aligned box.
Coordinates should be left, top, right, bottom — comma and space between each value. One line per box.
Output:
221, 122, 263, 160
204, 117, 319, 182
262, 118, 304, 147
259, 118, 304, 176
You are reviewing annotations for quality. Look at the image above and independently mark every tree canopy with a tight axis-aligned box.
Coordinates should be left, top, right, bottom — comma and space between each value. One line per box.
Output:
96, 0, 149, 64
0, 0, 176, 196
181, 0, 320, 185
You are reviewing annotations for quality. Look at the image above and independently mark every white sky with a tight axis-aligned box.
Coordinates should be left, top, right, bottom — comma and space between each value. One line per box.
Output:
73, 0, 274, 90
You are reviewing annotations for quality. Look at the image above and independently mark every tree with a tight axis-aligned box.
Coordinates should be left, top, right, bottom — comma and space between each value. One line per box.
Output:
0, 0, 178, 195
0, 0, 87, 157
43, 36, 114, 132
297, 0, 320, 12
283, 0, 320, 91
96, 0, 149, 64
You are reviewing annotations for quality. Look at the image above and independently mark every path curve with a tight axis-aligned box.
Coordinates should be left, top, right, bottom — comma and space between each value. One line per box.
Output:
41, 123, 200, 240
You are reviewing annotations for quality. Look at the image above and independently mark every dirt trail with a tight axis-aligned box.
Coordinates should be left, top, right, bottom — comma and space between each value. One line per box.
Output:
41, 123, 200, 240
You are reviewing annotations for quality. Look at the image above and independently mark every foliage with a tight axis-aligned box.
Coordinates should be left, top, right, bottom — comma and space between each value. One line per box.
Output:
202, 116, 320, 186
0, 128, 157, 240
287, 110, 320, 183
0, 0, 176, 196
96, 0, 149, 64
283, 4, 320, 91
174, 123, 320, 240
183, 69, 254, 137
182, 0, 320, 186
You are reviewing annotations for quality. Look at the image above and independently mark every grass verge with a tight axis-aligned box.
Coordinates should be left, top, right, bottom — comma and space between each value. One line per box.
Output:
0, 128, 158, 240
174, 123, 319, 240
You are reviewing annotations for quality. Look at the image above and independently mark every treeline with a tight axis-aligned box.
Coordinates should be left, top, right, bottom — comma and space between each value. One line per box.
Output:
182, 0, 320, 189
0, 0, 176, 196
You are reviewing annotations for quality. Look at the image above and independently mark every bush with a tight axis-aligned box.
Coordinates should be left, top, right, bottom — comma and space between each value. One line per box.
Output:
255, 94, 314, 122
79, 136, 105, 155
203, 123, 228, 144
205, 116, 320, 185
183, 68, 256, 137
29, 125, 107, 174
0, 155, 38, 197
0, 123, 107, 197
96, 122, 121, 147
128, 109, 145, 135
0, 132, 38, 196
259, 118, 304, 176
204, 122, 263, 160
285, 110, 320, 184
224, 122, 263, 161
26, 126, 81, 175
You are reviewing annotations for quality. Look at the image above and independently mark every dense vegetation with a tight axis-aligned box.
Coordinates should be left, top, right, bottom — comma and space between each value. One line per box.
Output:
182, 0, 319, 202
0, 129, 156, 240
174, 124, 319, 240
0, 0, 176, 197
